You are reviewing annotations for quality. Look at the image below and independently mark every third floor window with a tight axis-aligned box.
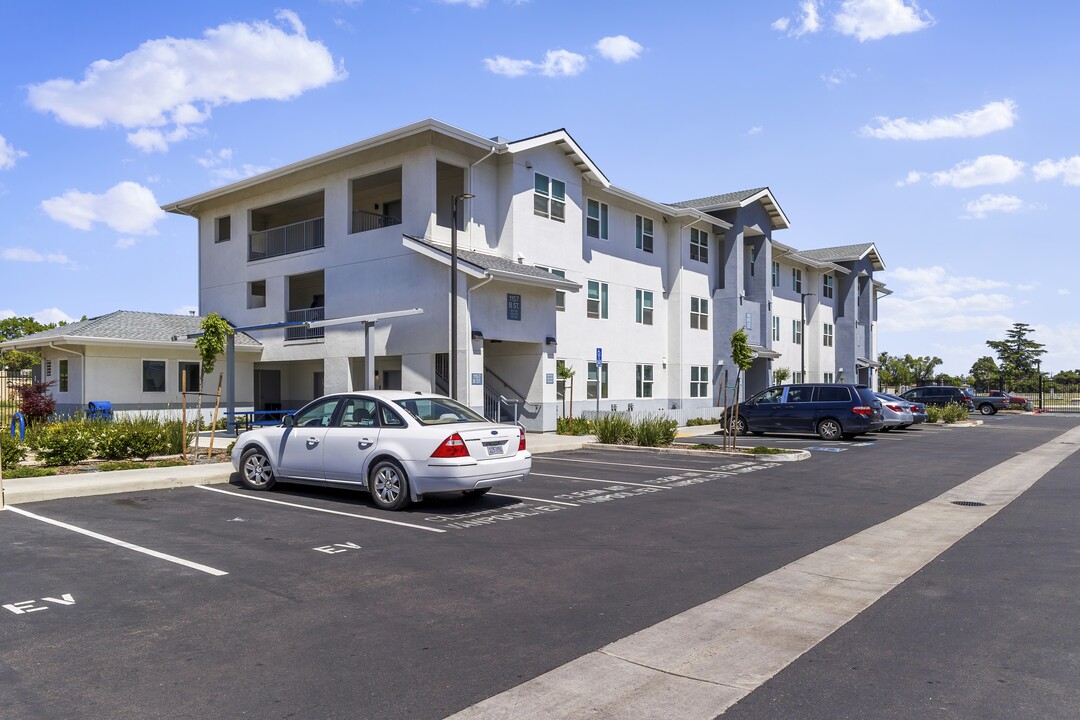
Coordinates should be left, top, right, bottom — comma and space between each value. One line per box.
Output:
636, 215, 654, 253
586, 199, 608, 239
534, 173, 565, 222
690, 228, 708, 263
792, 267, 803, 293
823, 273, 834, 299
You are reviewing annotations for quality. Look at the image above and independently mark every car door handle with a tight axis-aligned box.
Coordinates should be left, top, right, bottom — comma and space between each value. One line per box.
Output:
307, 437, 320, 446
358, 439, 373, 449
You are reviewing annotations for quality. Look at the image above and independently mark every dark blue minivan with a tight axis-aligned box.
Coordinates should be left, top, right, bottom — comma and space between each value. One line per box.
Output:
725, 384, 884, 440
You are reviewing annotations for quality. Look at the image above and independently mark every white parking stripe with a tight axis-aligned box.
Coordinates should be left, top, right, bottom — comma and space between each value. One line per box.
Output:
530, 472, 673, 489
488, 493, 578, 507
6, 506, 228, 577
196, 485, 447, 533
535, 456, 742, 474
446, 424, 1080, 720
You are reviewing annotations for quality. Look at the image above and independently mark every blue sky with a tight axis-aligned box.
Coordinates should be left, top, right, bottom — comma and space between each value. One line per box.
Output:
1, 0, 1077, 375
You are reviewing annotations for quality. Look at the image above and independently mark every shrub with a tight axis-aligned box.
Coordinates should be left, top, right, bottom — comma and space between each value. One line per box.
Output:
685, 417, 719, 427
16, 380, 57, 426
925, 405, 943, 423
631, 415, 678, 447
942, 402, 969, 423
556, 416, 593, 435
593, 413, 634, 445
31, 420, 95, 466
1, 432, 27, 467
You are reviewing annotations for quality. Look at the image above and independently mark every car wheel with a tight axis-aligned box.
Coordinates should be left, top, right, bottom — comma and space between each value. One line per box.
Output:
731, 417, 749, 435
817, 418, 842, 441
880, 426, 892, 432
751, 430, 765, 436
463, 488, 491, 499
239, 447, 276, 491
979, 403, 996, 416
370, 459, 411, 511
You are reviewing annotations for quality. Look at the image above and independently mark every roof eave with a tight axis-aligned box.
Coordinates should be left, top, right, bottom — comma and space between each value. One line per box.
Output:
506, 129, 610, 188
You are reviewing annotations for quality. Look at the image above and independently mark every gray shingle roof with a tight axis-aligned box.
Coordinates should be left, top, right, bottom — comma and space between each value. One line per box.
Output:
797, 243, 877, 262
405, 236, 580, 285
667, 187, 768, 209
9, 311, 261, 347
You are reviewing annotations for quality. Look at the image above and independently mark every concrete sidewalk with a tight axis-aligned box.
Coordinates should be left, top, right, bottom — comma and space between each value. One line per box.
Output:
1, 431, 598, 506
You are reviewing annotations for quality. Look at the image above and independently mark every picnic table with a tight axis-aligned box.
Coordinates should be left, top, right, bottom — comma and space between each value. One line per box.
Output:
226, 409, 296, 433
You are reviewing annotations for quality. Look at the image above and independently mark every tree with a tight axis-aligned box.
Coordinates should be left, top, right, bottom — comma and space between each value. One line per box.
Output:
970, 356, 1000, 391
772, 367, 790, 385
0, 316, 55, 372
906, 354, 943, 385
729, 329, 754, 450
191, 313, 234, 436
987, 322, 1045, 389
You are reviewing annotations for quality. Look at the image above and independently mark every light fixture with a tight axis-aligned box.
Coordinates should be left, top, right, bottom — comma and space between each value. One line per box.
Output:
472, 330, 484, 340
545, 336, 556, 346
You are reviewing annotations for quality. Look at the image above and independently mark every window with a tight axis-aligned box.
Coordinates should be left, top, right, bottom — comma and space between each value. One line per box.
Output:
636, 289, 654, 325
142, 360, 166, 393
816, 386, 851, 402
587, 362, 608, 399
690, 296, 709, 330
536, 266, 566, 311
59, 359, 68, 393
534, 173, 565, 222
294, 397, 340, 427
823, 372, 834, 384
792, 267, 803, 293
586, 199, 608, 239
636, 215, 654, 253
378, 402, 406, 427
690, 366, 708, 398
587, 280, 608, 319
46, 360, 52, 377
749, 245, 757, 276
771, 261, 780, 288
823, 274, 834, 299
215, 215, 231, 243
792, 371, 804, 384
772, 316, 780, 342
787, 386, 813, 402
792, 319, 803, 345
248, 280, 266, 309
636, 364, 654, 398
690, 228, 708, 263
339, 398, 379, 428
179, 361, 200, 393
823, 323, 834, 347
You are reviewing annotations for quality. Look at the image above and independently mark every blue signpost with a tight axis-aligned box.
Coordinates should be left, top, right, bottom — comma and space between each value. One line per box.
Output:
595, 348, 602, 418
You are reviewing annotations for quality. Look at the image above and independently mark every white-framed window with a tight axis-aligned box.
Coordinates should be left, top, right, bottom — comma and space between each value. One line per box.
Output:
792, 319, 803, 345
636, 364, 654, 398
749, 245, 757, 276
636, 215, 654, 253
586, 199, 608, 239
792, 267, 803, 293
179, 361, 201, 393
636, 289, 654, 325
690, 228, 708, 263
587, 280, 608, 319
248, 279, 266, 309
142, 360, 166, 393
587, 362, 608, 399
536, 266, 566, 311
823, 323, 834, 347
58, 359, 68, 393
771, 261, 780, 288
772, 316, 781, 342
824, 372, 834, 384
46, 359, 52, 377
534, 173, 566, 222
823, 274, 834, 299
792, 371, 804, 384
215, 215, 231, 243
690, 296, 709, 330
690, 366, 708, 398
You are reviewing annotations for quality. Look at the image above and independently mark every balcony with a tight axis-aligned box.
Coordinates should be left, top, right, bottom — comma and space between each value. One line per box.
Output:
352, 209, 401, 234
249, 217, 324, 261
285, 307, 325, 341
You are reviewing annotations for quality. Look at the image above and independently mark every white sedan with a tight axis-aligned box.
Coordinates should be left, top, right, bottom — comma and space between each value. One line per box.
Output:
230, 391, 531, 510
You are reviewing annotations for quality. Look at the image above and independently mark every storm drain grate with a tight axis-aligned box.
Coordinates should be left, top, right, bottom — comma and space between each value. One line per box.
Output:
950, 500, 987, 507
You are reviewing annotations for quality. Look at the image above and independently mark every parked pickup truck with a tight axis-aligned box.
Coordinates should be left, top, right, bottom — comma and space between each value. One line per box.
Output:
989, 390, 1032, 411
972, 391, 1011, 415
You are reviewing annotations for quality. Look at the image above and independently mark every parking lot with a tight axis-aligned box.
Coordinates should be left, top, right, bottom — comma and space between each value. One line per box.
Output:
3, 412, 1079, 719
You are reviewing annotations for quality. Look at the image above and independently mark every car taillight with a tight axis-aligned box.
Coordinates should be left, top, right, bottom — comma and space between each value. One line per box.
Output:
518, 428, 526, 452
852, 405, 874, 416
431, 433, 469, 459
886, 404, 903, 412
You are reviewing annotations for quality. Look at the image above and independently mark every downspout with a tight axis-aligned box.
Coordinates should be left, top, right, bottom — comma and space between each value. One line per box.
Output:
46, 342, 87, 412
467, 146, 499, 246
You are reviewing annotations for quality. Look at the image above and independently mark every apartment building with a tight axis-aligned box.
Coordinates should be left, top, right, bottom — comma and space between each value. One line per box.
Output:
161, 119, 888, 430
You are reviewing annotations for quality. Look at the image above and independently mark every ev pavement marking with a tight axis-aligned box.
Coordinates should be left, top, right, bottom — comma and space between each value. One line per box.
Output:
535, 456, 757, 474
195, 485, 447, 533
5, 505, 228, 577
488, 493, 579, 507
529, 472, 675, 489
445, 423, 1080, 720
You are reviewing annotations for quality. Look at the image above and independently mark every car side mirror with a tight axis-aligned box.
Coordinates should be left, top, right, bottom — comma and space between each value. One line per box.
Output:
282, 415, 295, 428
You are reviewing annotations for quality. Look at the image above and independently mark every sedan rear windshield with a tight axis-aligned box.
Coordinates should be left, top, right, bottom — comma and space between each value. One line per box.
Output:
393, 396, 489, 425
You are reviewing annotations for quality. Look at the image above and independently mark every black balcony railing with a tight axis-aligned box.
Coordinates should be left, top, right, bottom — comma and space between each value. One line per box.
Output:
285, 307, 325, 341
249, 217, 324, 261
352, 210, 401, 234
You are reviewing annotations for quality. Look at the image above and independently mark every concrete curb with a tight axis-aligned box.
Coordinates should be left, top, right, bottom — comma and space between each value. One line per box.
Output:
594, 443, 811, 463
3, 462, 234, 505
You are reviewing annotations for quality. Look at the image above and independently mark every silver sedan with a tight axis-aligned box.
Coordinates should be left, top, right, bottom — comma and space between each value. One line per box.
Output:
230, 391, 531, 510
875, 392, 915, 431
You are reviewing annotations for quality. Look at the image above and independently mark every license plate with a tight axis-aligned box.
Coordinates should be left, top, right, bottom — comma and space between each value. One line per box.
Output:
487, 445, 504, 456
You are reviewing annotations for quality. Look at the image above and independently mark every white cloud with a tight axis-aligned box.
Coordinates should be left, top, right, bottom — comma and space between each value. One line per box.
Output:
41, 181, 165, 235
595, 35, 643, 63
484, 49, 587, 78
888, 266, 1009, 299
878, 266, 1014, 334
835, 0, 933, 41
32, 308, 77, 325
195, 148, 269, 184
439, 0, 488, 6
115, 237, 138, 249
861, 100, 1017, 140
0, 133, 27, 170
900, 155, 1026, 188
175, 305, 199, 316
2, 247, 71, 264
1058, 289, 1071, 296
962, 193, 1028, 220
822, 68, 856, 86
1033, 156, 1080, 186
1015, 283, 1037, 292
27, 11, 346, 152
745, 126, 763, 136
773, 1, 822, 37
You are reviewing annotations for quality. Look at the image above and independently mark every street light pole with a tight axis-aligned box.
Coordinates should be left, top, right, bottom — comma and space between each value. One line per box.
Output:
800, 292, 815, 383
449, 193, 474, 401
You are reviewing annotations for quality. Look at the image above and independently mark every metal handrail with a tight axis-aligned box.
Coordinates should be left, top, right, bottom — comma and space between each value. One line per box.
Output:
351, 210, 401, 234
285, 307, 325, 341
249, 217, 325, 261
484, 369, 539, 411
